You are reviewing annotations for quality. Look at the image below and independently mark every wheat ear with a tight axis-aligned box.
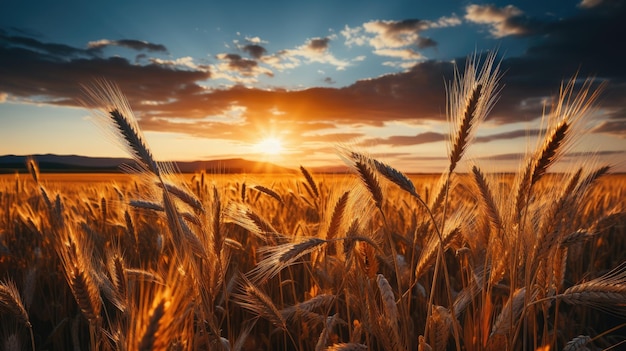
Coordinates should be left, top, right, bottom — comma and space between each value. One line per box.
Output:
250, 237, 328, 283
352, 152, 419, 198
137, 299, 166, 351
491, 287, 526, 336
325, 343, 368, 351
70, 265, 102, 324
81, 80, 161, 176
426, 305, 452, 351
447, 51, 501, 174
157, 181, 205, 213
300, 165, 320, 198
315, 314, 339, 351
0, 279, 31, 327
281, 294, 336, 321
557, 262, 626, 314
354, 159, 383, 210
253, 185, 284, 205
234, 275, 287, 330
563, 335, 591, 351
326, 191, 350, 245
472, 165, 502, 229
376, 274, 398, 323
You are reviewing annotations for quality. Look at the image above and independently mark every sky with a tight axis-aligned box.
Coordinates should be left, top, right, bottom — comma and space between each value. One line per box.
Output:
1, 0, 625, 173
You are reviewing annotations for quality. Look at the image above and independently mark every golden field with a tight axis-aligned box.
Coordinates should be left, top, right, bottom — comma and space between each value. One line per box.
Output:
1, 54, 625, 350
0, 168, 624, 350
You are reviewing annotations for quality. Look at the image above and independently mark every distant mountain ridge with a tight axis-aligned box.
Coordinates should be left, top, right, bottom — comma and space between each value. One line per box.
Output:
0, 154, 297, 174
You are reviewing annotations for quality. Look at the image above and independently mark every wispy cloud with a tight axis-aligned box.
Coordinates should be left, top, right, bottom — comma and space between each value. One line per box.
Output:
474, 129, 541, 143
280, 36, 352, 71
361, 131, 445, 146
87, 39, 168, 53
591, 120, 626, 138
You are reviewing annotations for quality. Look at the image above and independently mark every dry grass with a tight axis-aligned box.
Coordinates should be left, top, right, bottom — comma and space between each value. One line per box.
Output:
0, 53, 625, 350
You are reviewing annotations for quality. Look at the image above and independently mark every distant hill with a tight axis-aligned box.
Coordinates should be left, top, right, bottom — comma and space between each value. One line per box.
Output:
0, 154, 296, 174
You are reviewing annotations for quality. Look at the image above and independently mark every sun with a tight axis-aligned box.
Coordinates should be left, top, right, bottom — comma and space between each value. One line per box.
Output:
255, 137, 283, 155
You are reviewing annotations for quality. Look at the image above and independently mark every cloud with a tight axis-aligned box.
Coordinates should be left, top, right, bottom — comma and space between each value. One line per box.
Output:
0, 92, 7, 103
0, 31, 96, 58
341, 25, 367, 47
214, 53, 273, 81
1, 0, 625, 151
0, 36, 209, 104
475, 129, 541, 143
373, 48, 424, 60
362, 131, 445, 146
87, 39, 168, 53
464, 4, 537, 37
149, 56, 209, 71
341, 18, 459, 66
591, 119, 626, 138
364, 19, 435, 49
359, 128, 542, 149
277, 36, 351, 71
242, 44, 267, 59
307, 37, 331, 52
579, 0, 605, 8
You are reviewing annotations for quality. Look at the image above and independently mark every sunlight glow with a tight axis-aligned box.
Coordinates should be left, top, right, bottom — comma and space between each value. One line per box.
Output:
255, 137, 283, 155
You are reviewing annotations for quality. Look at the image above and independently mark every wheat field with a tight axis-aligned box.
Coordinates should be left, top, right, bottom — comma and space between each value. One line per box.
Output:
1, 54, 625, 350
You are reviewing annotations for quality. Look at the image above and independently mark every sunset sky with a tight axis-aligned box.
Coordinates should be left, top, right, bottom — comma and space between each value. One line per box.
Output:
1, 0, 625, 173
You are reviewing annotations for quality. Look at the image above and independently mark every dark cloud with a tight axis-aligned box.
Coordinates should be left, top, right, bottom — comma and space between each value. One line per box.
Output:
216, 53, 273, 78
88, 39, 168, 53
242, 44, 267, 59
591, 120, 626, 137
475, 129, 541, 143
0, 38, 208, 104
383, 19, 431, 34
0, 32, 96, 58
307, 37, 330, 52
416, 37, 437, 49
479, 149, 625, 162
